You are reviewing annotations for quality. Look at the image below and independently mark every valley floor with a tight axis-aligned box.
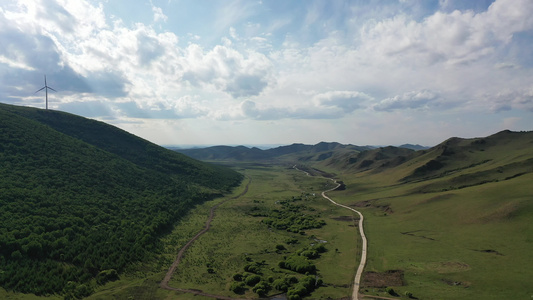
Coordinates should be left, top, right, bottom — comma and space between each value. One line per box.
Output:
85, 160, 533, 299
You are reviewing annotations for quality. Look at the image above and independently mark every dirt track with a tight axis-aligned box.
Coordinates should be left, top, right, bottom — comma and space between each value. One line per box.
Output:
321, 184, 367, 300
294, 166, 367, 300
160, 167, 367, 300
159, 177, 251, 299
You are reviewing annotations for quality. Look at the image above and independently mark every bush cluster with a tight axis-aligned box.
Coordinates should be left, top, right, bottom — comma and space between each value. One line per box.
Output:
262, 201, 325, 234
278, 243, 326, 274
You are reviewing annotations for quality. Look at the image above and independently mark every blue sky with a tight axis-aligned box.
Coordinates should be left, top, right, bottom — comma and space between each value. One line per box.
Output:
1, 0, 532, 146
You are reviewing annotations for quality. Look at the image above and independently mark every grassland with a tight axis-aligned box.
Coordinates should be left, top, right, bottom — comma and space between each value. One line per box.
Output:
85, 163, 361, 299
0, 289, 61, 300
166, 164, 360, 299
90, 148, 532, 299
328, 162, 533, 299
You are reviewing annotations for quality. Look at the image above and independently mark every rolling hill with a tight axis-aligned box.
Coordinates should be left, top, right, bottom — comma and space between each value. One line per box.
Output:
175, 142, 371, 162
0, 103, 242, 297
178, 130, 533, 299
322, 131, 533, 299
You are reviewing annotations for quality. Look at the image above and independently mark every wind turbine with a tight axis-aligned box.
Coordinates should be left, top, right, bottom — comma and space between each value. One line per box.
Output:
34, 75, 57, 110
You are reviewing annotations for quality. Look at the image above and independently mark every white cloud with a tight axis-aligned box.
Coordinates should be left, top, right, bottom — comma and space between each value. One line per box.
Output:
488, 87, 533, 113
360, 0, 533, 66
151, 3, 168, 23
374, 90, 440, 112
313, 91, 371, 113
180, 44, 273, 98
240, 99, 343, 120
0, 55, 35, 71
1, 0, 532, 146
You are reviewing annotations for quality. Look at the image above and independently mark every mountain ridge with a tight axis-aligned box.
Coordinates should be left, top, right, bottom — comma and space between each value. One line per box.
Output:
175, 130, 533, 185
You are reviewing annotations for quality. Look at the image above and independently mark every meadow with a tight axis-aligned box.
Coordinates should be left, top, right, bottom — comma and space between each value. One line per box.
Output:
85, 163, 361, 299
166, 164, 360, 299
328, 165, 533, 299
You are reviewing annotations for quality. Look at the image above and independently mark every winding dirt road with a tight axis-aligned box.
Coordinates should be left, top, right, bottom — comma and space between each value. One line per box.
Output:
294, 166, 367, 300
160, 167, 367, 300
160, 178, 251, 299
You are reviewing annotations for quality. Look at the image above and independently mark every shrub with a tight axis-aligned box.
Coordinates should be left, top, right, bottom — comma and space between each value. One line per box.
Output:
233, 273, 243, 281
252, 280, 271, 296
229, 282, 246, 294
300, 250, 319, 259
245, 274, 261, 286
280, 255, 316, 274
272, 278, 289, 292
286, 238, 299, 244
244, 263, 260, 273
312, 244, 327, 253
386, 287, 398, 296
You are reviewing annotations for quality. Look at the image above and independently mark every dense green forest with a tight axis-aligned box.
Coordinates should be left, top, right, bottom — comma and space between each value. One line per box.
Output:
0, 103, 242, 298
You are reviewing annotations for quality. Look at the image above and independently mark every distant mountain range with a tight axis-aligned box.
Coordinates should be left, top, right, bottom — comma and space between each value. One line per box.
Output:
398, 143, 429, 150
171, 143, 428, 154
174, 141, 431, 166
175, 130, 533, 184
175, 142, 373, 161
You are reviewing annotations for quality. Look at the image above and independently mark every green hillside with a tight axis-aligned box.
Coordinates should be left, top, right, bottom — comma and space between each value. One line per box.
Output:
321, 130, 533, 299
0, 103, 242, 298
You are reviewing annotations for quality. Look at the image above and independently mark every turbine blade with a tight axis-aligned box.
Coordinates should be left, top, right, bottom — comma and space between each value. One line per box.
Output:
48, 87, 57, 92
44, 75, 47, 86
34, 87, 46, 93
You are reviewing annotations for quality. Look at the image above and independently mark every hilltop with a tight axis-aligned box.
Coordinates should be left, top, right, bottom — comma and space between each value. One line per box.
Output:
0, 103, 242, 297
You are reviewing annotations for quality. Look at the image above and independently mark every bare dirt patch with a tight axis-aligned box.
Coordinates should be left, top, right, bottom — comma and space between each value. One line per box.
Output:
362, 270, 404, 288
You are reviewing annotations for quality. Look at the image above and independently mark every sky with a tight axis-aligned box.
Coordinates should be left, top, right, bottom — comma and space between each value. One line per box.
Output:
1, 0, 533, 147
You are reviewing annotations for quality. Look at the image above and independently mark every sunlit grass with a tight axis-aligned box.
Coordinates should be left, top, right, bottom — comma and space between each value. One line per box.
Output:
328, 161, 533, 299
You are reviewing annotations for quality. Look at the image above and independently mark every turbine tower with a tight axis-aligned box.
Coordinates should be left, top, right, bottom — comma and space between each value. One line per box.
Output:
35, 75, 57, 110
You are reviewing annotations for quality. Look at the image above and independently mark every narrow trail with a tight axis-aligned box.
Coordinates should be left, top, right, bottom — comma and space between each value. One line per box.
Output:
294, 166, 367, 300
160, 177, 251, 299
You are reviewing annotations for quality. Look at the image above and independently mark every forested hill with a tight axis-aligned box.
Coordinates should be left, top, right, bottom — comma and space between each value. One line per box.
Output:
0, 103, 242, 297
0, 103, 240, 190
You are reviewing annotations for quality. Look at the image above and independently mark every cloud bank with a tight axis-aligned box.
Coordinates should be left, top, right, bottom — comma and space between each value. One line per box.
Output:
1, 0, 532, 145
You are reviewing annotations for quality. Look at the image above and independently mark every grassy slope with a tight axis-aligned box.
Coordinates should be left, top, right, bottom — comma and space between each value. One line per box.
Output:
324, 130, 533, 299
